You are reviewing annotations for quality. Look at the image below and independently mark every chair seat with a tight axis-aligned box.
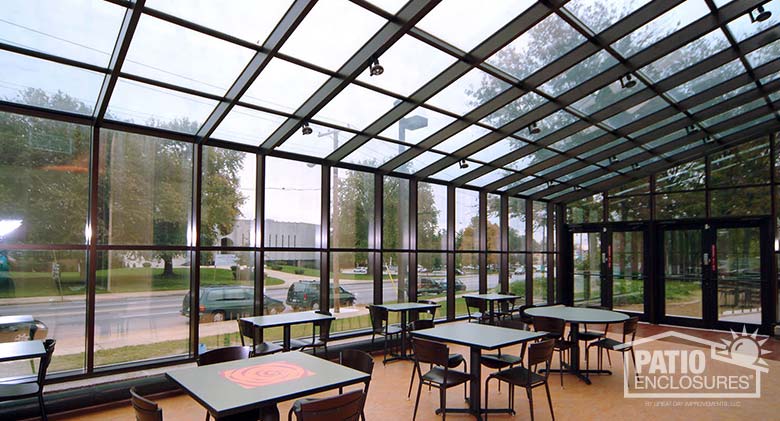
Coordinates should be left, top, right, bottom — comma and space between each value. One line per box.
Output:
288, 338, 311, 350
590, 337, 626, 351
385, 325, 403, 335
447, 353, 465, 368
577, 331, 606, 342
481, 353, 523, 370
554, 339, 576, 351
253, 341, 284, 355
421, 367, 470, 387
490, 365, 547, 387
0, 382, 40, 399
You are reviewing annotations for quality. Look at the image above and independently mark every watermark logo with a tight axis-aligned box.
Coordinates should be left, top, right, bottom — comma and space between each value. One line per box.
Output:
620, 327, 770, 399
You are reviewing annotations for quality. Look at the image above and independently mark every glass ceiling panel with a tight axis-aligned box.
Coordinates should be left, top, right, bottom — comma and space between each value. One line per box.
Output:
717, 114, 775, 138
549, 125, 606, 151
518, 109, 579, 142
571, 76, 645, 115
641, 29, 730, 82
666, 59, 746, 102
279, 0, 385, 71
726, 0, 780, 42
430, 160, 481, 181
212, 105, 285, 146
0, 49, 104, 115
314, 84, 396, 130
770, 92, 780, 102
630, 113, 686, 137
426, 68, 510, 115
242, 58, 329, 114
557, 165, 601, 182
582, 172, 617, 187
517, 183, 547, 196
687, 82, 754, 113
760, 70, 780, 85
468, 168, 513, 187
700, 98, 765, 127
434, 125, 491, 153
342, 139, 407, 167
507, 148, 557, 171
277, 123, 351, 158
356, 35, 455, 97
395, 150, 446, 174
538, 50, 618, 96
538, 158, 578, 177
123, 14, 255, 96
145, 0, 293, 44
416, 0, 535, 52
547, 187, 576, 200
745, 39, 780, 69
581, 138, 627, 159
378, 107, 455, 145
662, 142, 700, 159
602, 96, 668, 129
470, 137, 529, 162
611, 0, 709, 58
480, 92, 547, 128
0, 0, 125, 67
487, 13, 586, 81
106, 78, 218, 134
498, 175, 535, 191
644, 128, 686, 149
565, 0, 652, 35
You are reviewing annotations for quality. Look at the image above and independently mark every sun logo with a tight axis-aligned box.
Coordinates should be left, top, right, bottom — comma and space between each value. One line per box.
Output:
715, 326, 771, 369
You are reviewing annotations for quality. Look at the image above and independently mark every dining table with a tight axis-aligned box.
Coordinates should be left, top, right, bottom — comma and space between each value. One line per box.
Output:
462, 293, 519, 324
375, 301, 440, 361
240, 311, 335, 352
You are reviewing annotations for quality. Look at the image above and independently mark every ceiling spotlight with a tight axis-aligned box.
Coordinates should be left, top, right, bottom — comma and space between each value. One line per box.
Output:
620, 73, 637, 89
369, 56, 384, 76
301, 122, 313, 135
685, 125, 699, 135
458, 159, 469, 169
547, 181, 554, 188
750, 5, 772, 23
528, 121, 541, 135
702, 135, 713, 144
632, 163, 640, 171
609, 155, 619, 164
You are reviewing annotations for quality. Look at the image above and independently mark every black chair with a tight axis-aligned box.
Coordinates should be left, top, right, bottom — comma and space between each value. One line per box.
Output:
480, 318, 528, 392
288, 389, 366, 421
484, 339, 556, 421
367, 305, 402, 364
416, 299, 438, 322
130, 387, 163, 421
406, 319, 466, 399
410, 338, 470, 421
532, 316, 575, 388
572, 306, 610, 364
237, 319, 283, 356
0, 338, 56, 421
340, 349, 374, 421
586, 316, 640, 378
464, 296, 489, 324
197, 346, 250, 421
298, 318, 333, 357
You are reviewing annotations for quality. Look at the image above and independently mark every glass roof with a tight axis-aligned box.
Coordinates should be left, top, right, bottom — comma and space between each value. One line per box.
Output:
1, 0, 778, 204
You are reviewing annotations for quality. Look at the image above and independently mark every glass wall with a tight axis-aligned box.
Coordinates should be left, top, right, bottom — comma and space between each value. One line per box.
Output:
418, 181, 447, 250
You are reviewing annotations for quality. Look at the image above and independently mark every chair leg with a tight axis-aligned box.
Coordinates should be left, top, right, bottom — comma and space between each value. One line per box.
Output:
407, 363, 416, 399
545, 382, 555, 421
38, 392, 47, 421
630, 348, 638, 380
559, 351, 564, 388
205, 411, 210, 421
527, 387, 535, 421
412, 381, 423, 421
585, 345, 590, 380
484, 377, 491, 421
440, 386, 447, 421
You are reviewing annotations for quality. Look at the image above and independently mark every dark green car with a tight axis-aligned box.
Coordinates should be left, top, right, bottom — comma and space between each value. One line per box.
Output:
181, 286, 285, 322
285, 280, 356, 311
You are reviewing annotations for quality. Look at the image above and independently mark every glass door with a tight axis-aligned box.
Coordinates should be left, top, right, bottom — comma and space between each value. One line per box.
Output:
662, 228, 703, 320
573, 231, 602, 307
715, 227, 762, 325
612, 230, 645, 314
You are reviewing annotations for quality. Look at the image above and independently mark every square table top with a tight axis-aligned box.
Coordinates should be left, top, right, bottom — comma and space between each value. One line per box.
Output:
0, 340, 46, 363
377, 302, 440, 312
462, 293, 519, 302
0, 315, 34, 326
241, 311, 334, 328
167, 351, 369, 418
411, 323, 546, 351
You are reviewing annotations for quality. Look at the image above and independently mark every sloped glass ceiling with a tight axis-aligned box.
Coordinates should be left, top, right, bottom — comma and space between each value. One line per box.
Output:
0, 0, 778, 203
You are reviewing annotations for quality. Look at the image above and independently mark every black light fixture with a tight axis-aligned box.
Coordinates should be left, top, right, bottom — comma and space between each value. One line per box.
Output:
620, 73, 637, 89
750, 5, 772, 23
609, 155, 619, 164
528, 121, 541, 135
632, 163, 640, 171
369, 56, 384, 76
458, 159, 469, 169
685, 125, 699, 135
702, 135, 713, 144
301, 122, 313, 135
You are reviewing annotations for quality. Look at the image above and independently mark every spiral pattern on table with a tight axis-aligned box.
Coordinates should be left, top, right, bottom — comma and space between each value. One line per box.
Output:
221, 361, 315, 389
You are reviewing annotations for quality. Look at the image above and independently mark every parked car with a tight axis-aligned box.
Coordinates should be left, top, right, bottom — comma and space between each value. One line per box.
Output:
181, 286, 285, 322
455, 279, 467, 291
285, 280, 356, 311
0, 318, 47, 343
418, 278, 446, 295
353, 267, 368, 275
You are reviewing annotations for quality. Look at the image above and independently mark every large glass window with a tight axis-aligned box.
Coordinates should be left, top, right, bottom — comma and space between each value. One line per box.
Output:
383, 177, 409, 249
566, 194, 602, 224
264, 251, 321, 342
508, 253, 527, 299
264, 158, 321, 248
417, 252, 447, 314
455, 253, 479, 318
201, 147, 256, 247
532, 201, 548, 252
418, 182, 447, 250
509, 197, 526, 251
455, 188, 479, 251
329, 252, 371, 334
331, 169, 374, 249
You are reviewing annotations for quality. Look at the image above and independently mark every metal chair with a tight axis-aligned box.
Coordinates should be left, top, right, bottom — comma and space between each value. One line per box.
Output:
464, 296, 489, 324
484, 339, 556, 421
340, 349, 374, 421
288, 390, 366, 421
406, 319, 466, 399
0, 339, 56, 421
410, 338, 470, 421
237, 319, 283, 356
197, 346, 250, 421
586, 317, 640, 379
130, 387, 163, 421
480, 318, 529, 392
572, 305, 610, 364
298, 318, 333, 357
367, 305, 402, 364
532, 316, 575, 388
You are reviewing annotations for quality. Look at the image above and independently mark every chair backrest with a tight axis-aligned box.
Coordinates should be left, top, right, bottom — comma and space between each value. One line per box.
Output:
417, 300, 438, 318
367, 306, 387, 333
197, 345, 250, 367
410, 319, 434, 331
527, 338, 556, 372
532, 316, 565, 338
411, 338, 449, 367
130, 387, 163, 421
464, 296, 485, 312
340, 349, 375, 376
294, 390, 365, 421
496, 318, 526, 331
38, 339, 56, 386
237, 319, 260, 347
623, 317, 640, 342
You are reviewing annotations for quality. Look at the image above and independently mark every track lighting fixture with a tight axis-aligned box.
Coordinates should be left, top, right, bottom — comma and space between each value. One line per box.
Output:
609, 155, 619, 164
547, 181, 554, 188
458, 159, 469, 169
301, 122, 313, 135
528, 121, 541, 135
369, 56, 384, 76
620, 73, 637, 89
632, 163, 640, 171
750, 5, 772, 23
685, 125, 699, 135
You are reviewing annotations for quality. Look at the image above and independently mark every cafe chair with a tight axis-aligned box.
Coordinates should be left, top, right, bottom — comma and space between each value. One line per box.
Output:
298, 318, 333, 357
410, 338, 470, 421
237, 319, 283, 357
367, 305, 402, 364
130, 387, 163, 421
480, 318, 529, 392
572, 305, 611, 365
532, 316, 575, 388
340, 349, 374, 421
197, 346, 250, 421
416, 299, 438, 321
406, 320, 466, 399
288, 389, 366, 421
464, 296, 490, 324
0, 338, 56, 421
586, 317, 640, 379
484, 339, 556, 421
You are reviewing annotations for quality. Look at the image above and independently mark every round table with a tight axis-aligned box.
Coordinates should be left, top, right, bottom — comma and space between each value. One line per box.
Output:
525, 306, 629, 384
